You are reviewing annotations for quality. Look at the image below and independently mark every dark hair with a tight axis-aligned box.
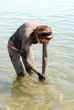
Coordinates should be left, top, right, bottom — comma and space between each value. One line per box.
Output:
33, 25, 52, 36
38, 32, 52, 36
31, 25, 52, 43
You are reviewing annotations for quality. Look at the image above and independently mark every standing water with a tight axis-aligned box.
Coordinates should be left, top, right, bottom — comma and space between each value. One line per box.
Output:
0, 0, 74, 110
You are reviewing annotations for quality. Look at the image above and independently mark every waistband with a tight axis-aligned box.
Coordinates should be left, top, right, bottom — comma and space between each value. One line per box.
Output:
8, 43, 21, 52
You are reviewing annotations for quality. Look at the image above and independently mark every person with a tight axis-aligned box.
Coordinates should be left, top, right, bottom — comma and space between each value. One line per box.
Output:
7, 21, 53, 81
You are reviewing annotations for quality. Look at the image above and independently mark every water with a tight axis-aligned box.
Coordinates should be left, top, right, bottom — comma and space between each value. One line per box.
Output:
0, 0, 74, 110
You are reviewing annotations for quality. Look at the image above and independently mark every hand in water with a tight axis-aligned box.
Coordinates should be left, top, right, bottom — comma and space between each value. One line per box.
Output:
38, 74, 45, 81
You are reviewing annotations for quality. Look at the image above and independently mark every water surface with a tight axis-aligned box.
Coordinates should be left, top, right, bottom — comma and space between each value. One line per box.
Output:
0, 0, 74, 110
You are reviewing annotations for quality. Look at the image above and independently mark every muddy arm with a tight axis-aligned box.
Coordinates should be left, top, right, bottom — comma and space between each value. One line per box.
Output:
22, 48, 39, 73
42, 44, 48, 75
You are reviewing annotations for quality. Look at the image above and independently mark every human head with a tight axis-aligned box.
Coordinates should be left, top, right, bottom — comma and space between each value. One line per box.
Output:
33, 25, 53, 44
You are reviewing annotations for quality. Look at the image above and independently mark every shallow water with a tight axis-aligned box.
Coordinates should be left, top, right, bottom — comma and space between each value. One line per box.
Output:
0, 0, 74, 110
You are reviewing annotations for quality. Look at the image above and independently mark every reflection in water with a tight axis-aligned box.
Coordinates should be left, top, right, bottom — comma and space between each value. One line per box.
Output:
11, 76, 53, 110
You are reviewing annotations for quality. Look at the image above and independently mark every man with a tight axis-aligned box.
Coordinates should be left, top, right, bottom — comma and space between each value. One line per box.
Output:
8, 21, 53, 81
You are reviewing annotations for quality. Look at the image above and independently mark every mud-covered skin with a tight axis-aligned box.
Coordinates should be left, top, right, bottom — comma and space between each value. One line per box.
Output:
8, 22, 48, 80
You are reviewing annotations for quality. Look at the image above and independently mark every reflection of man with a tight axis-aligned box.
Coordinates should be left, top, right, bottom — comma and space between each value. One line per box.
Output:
7, 21, 53, 81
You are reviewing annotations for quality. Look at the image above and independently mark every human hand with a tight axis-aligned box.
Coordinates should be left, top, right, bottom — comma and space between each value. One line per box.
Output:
38, 73, 45, 81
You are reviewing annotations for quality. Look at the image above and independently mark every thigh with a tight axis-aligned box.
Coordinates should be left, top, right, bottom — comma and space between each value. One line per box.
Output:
8, 48, 26, 76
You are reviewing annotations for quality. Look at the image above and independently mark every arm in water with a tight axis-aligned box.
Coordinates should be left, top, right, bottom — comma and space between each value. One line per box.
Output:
21, 48, 45, 80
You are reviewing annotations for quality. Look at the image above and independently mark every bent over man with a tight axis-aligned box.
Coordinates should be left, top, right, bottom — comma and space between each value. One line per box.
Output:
7, 21, 53, 81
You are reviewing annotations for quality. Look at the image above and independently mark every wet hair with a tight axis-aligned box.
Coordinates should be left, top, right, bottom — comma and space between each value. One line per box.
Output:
31, 25, 52, 43
38, 32, 52, 37
34, 25, 51, 33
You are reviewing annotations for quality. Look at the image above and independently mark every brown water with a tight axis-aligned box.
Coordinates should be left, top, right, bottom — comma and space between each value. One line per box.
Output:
0, 0, 74, 110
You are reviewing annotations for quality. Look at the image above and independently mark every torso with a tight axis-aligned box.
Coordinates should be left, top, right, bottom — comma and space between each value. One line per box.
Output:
8, 21, 40, 50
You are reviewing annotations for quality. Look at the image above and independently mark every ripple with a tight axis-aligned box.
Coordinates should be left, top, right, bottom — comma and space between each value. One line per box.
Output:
0, 105, 10, 110
0, 0, 74, 110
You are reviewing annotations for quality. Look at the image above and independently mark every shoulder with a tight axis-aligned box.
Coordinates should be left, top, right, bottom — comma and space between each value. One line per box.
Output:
18, 21, 40, 37
25, 21, 40, 32
23, 21, 40, 37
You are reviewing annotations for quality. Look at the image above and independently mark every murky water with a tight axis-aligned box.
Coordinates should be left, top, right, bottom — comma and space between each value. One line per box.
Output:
0, 0, 74, 110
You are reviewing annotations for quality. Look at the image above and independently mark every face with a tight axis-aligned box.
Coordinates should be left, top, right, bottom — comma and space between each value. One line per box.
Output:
38, 28, 53, 44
